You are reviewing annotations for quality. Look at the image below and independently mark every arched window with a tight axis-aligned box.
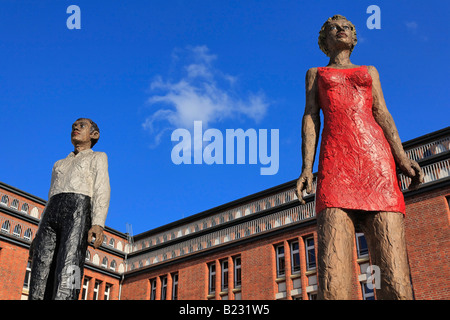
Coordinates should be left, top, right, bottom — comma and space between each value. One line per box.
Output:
110, 260, 117, 271
24, 228, 32, 241
21, 203, 29, 214
1, 195, 8, 206
85, 250, 91, 261
101, 257, 108, 268
13, 224, 22, 237
10, 199, 19, 210
1, 220, 10, 233
109, 238, 115, 247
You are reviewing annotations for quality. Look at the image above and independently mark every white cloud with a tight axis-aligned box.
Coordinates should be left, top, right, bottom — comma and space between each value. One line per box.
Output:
404, 21, 428, 41
142, 45, 269, 146
405, 21, 418, 31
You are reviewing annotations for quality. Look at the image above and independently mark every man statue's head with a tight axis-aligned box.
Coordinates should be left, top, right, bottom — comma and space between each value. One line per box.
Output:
71, 118, 100, 148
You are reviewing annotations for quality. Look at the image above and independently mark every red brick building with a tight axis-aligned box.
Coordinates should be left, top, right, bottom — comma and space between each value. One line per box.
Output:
1, 127, 449, 300
0, 183, 128, 300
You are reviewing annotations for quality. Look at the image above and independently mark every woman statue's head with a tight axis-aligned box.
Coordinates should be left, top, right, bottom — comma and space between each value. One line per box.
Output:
318, 14, 358, 57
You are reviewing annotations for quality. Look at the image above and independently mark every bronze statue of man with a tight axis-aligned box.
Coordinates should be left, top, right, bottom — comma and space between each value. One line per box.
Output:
296, 15, 423, 300
28, 118, 111, 300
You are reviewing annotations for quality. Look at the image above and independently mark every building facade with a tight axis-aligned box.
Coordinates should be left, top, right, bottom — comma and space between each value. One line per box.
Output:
0, 127, 449, 300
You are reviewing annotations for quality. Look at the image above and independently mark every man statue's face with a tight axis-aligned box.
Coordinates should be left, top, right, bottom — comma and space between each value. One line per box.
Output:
71, 119, 97, 147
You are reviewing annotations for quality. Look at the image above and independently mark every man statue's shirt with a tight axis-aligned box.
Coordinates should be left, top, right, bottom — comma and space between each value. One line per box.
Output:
48, 149, 110, 228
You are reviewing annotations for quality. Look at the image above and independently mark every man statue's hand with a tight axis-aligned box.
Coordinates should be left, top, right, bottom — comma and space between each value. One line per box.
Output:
88, 225, 104, 249
295, 170, 314, 204
398, 157, 424, 191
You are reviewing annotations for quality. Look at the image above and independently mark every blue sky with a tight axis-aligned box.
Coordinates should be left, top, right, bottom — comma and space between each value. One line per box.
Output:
1, 0, 448, 235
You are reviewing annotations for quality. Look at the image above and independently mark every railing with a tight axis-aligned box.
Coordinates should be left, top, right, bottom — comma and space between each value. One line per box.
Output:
405, 136, 449, 162
127, 201, 316, 270
132, 187, 307, 252
399, 159, 450, 190
0, 215, 38, 242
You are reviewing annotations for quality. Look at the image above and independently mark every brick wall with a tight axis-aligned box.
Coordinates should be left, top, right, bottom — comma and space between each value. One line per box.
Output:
79, 268, 121, 300
121, 222, 366, 300
404, 186, 450, 300
0, 240, 29, 300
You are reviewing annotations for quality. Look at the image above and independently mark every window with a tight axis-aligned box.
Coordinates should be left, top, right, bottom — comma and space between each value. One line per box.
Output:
1, 220, 10, 233
308, 292, 317, 300
93, 281, 100, 300
21, 203, 29, 213
356, 233, 369, 258
208, 263, 216, 294
23, 261, 31, 289
221, 260, 229, 291
24, 228, 32, 241
109, 238, 115, 247
10, 199, 19, 210
161, 276, 167, 300
0, 195, 8, 206
13, 224, 22, 237
150, 278, 157, 300
305, 237, 316, 270
290, 241, 300, 274
104, 284, 111, 300
81, 277, 90, 300
172, 273, 178, 300
110, 260, 116, 271
101, 257, 108, 268
361, 282, 375, 300
234, 256, 241, 288
276, 245, 285, 278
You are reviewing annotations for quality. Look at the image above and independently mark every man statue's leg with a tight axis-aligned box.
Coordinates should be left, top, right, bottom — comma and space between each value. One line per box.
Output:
28, 217, 57, 300
52, 194, 92, 300
317, 208, 356, 300
361, 211, 413, 300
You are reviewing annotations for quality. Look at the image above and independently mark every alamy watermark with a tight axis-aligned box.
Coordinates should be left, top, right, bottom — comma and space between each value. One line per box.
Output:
171, 121, 279, 175
62, 265, 81, 290
366, 5, 381, 30
366, 264, 381, 290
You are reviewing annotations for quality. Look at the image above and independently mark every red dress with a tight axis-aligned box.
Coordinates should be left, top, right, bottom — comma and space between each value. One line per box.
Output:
315, 66, 405, 215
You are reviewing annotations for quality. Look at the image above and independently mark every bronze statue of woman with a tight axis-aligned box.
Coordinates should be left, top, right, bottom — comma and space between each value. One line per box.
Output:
296, 15, 423, 300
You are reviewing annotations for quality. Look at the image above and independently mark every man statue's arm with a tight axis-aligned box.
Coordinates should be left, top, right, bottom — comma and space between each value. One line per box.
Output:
87, 152, 111, 248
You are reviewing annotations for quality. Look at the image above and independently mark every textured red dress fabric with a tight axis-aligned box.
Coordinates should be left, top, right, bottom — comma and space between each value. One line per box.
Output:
315, 66, 405, 215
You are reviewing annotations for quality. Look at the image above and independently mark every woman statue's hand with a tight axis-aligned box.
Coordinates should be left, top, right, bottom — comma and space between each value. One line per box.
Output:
295, 170, 314, 204
398, 157, 424, 190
